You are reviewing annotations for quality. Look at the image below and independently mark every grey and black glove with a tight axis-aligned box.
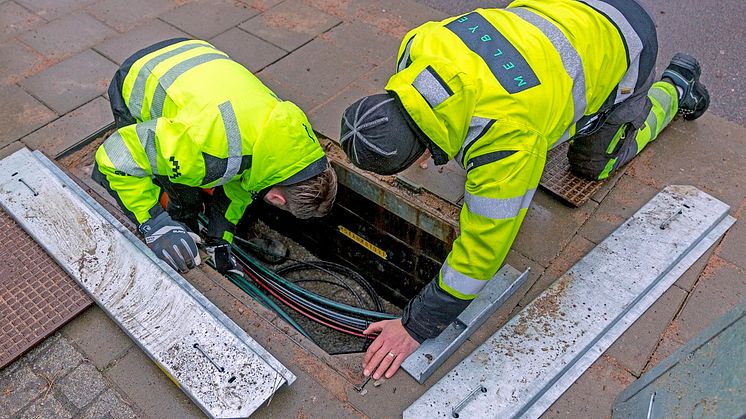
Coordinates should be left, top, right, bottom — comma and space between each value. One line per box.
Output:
139, 212, 202, 273
206, 241, 243, 277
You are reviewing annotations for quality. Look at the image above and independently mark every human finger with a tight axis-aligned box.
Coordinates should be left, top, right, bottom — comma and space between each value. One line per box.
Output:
364, 344, 392, 377
373, 350, 397, 380
384, 353, 405, 379
363, 333, 385, 366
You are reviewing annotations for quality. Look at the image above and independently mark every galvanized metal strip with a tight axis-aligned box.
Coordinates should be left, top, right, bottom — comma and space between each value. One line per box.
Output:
402, 265, 529, 384
404, 185, 734, 419
0, 148, 295, 418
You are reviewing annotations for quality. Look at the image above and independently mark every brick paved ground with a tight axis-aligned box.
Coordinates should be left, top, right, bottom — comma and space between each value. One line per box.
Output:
0, 0, 744, 417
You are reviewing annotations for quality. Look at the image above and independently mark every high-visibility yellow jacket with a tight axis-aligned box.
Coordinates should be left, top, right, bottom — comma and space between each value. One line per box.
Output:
388, 0, 651, 332
95, 39, 326, 242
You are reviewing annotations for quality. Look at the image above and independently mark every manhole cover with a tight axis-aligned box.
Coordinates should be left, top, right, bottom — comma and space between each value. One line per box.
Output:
540, 143, 605, 207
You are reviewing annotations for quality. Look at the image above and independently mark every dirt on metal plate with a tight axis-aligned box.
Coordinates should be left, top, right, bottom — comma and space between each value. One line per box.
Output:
0, 208, 91, 368
540, 143, 605, 207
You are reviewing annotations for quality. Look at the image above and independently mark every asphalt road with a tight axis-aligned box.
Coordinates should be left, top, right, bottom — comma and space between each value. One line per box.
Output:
416, 0, 746, 125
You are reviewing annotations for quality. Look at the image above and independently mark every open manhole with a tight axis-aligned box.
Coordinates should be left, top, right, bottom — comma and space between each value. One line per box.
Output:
58, 128, 460, 356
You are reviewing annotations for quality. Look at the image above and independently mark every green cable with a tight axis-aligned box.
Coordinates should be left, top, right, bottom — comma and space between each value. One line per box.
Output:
233, 245, 397, 320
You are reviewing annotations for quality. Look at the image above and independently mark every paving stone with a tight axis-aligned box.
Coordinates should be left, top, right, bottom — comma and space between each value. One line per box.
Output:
18, 11, 115, 60
58, 363, 108, 409
0, 39, 44, 85
0, 141, 25, 160
717, 203, 746, 269
399, 160, 465, 205
79, 389, 137, 419
239, 0, 340, 52
19, 50, 117, 115
104, 348, 203, 418
258, 23, 387, 111
24, 333, 61, 364
578, 173, 659, 245
0, 85, 56, 146
15, 0, 96, 20
308, 59, 393, 140
671, 257, 745, 344
209, 27, 286, 73
18, 393, 72, 419
94, 19, 189, 65
0, 1, 42, 42
642, 325, 685, 375
61, 306, 133, 371
319, 20, 400, 65
605, 285, 688, 377
674, 245, 715, 292
86, 0, 180, 32
161, 0, 259, 40
543, 356, 635, 419
21, 96, 113, 157
30, 335, 83, 379
512, 189, 598, 268
625, 114, 746, 209
241, 0, 285, 12
0, 366, 46, 417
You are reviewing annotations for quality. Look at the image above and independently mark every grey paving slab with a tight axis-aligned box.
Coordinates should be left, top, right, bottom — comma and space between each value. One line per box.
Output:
398, 160, 465, 204
259, 28, 377, 111
23, 333, 61, 364
21, 96, 113, 157
308, 58, 393, 140
543, 356, 635, 419
94, 19, 189, 65
0, 84, 56, 146
625, 115, 746, 209
209, 27, 286, 73
416, 0, 508, 15
58, 363, 108, 409
239, 0, 340, 52
674, 245, 715, 292
672, 258, 746, 344
161, 0, 259, 40
18, 393, 72, 419
18, 11, 115, 60
578, 173, 659, 245
15, 0, 97, 20
717, 203, 746, 268
605, 286, 688, 377
103, 348, 203, 419
242, 0, 285, 12
86, 0, 179, 32
319, 17, 401, 64
61, 306, 133, 371
643, 326, 685, 375
79, 389, 137, 419
30, 335, 83, 379
0, 365, 46, 416
512, 189, 598, 268
0, 1, 43, 42
0, 40, 44, 85
19, 50, 117, 115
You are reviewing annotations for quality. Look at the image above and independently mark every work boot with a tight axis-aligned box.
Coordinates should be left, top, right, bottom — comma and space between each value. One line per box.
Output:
661, 53, 710, 120
244, 237, 288, 264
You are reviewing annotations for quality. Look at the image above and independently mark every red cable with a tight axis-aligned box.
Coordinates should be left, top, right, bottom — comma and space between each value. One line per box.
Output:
242, 264, 374, 339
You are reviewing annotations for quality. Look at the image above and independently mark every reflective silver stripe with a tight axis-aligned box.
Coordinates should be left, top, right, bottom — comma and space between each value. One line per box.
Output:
103, 132, 148, 177
397, 36, 415, 72
644, 105, 658, 136
509, 8, 587, 148
217, 101, 243, 185
412, 67, 451, 108
579, 0, 643, 104
464, 188, 536, 220
440, 260, 490, 296
135, 120, 159, 175
129, 43, 212, 120
455, 116, 493, 167
649, 87, 674, 125
149, 52, 229, 119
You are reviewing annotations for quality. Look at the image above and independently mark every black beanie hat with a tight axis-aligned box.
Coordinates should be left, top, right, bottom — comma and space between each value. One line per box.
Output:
340, 93, 426, 175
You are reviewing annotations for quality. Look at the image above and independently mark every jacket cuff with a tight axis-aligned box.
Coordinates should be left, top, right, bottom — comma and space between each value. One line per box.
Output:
401, 278, 470, 343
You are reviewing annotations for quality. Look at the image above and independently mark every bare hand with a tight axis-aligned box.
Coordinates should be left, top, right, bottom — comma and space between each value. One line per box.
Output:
416, 150, 432, 169
362, 319, 420, 379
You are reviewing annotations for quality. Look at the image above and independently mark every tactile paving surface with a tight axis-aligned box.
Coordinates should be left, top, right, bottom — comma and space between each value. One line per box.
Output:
0, 207, 91, 368
540, 143, 605, 207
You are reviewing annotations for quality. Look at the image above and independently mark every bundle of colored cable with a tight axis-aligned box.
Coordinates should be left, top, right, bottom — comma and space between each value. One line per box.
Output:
230, 243, 397, 339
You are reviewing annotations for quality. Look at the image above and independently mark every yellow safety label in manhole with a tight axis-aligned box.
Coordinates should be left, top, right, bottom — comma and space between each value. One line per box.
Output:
337, 225, 388, 260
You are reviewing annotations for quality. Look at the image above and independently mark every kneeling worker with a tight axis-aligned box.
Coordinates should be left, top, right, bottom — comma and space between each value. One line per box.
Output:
340, 1, 709, 379
94, 38, 337, 275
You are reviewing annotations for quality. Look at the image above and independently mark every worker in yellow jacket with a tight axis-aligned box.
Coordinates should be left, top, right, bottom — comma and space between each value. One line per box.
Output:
94, 38, 337, 275
340, 0, 709, 379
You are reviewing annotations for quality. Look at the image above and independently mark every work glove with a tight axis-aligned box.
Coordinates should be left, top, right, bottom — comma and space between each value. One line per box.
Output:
139, 212, 202, 273
206, 241, 244, 277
